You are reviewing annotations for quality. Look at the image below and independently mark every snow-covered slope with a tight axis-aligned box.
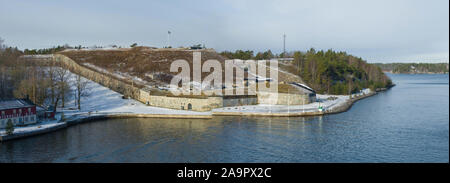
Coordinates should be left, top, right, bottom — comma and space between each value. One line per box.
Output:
62, 71, 210, 116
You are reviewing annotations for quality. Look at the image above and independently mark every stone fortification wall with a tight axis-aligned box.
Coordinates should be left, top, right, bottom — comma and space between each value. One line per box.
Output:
145, 95, 222, 112
257, 92, 315, 105
53, 54, 141, 99
222, 95, 258, 107
27, 54, 278, 112
139, 89, 257, 112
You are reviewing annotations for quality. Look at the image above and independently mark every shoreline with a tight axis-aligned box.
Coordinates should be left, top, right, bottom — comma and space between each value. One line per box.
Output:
0, 90, 384, 142
383, 71, 449, 74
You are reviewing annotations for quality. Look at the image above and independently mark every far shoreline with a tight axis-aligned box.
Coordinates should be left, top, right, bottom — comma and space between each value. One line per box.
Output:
384, 72, 449, 74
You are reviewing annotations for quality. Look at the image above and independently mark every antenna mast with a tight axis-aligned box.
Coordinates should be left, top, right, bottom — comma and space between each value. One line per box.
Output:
283, 34, 286, 56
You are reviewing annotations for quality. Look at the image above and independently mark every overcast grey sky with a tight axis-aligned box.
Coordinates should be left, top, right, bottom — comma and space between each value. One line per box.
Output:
0, 0, 448, 63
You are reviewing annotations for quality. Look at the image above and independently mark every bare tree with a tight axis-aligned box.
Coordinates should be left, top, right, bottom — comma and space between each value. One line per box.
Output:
36, 66, 52, 105
54, 66, 71, 108
0, 37, 7, 98
48, 62, 56, 104
0, 37, 5, 50
75, 74, 90, 110
0, 66, 7, 98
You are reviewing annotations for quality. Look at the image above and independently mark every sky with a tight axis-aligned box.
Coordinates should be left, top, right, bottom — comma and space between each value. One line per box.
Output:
0, 0, 448, 63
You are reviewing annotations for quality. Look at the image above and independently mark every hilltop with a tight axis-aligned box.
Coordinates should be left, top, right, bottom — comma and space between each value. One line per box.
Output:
59, 47, 306, 93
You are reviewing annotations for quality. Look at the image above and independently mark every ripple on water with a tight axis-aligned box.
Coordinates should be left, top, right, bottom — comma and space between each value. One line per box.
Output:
0, 74, 448, 163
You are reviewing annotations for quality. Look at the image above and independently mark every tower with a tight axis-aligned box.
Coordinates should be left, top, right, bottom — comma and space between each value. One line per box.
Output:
167, 31, 171, 48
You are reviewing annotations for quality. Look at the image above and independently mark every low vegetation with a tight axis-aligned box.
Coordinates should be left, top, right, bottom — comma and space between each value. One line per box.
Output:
5, 121, 14, 135
60, 47, 228, 86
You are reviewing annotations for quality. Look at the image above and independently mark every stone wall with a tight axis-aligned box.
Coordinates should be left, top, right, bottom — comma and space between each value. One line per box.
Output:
50, 55, 238, 112
53, 54, 141, 99
138, 89, 257, 111
223, 95, 258, 107
138, 89, 151, 104
146, 95, 223, 111
30, 54, 310, 112
257, 92, 315, 105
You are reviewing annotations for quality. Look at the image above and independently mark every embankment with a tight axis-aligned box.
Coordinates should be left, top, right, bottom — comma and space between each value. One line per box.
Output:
213, 90, 379, 117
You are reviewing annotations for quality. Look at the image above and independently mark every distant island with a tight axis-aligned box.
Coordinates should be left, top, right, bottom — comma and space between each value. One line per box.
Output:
374, 63, 449, 74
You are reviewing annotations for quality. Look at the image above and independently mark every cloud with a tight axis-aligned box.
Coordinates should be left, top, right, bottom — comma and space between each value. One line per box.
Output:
0, 0, 448, 62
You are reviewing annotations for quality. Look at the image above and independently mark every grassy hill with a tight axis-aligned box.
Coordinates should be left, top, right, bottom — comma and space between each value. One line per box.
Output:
60, 47, 228, 86
59, 47, 394, 95
60, 47, 305, 89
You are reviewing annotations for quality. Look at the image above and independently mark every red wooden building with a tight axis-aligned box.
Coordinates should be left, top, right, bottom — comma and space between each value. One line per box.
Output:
0, 98, 37, 129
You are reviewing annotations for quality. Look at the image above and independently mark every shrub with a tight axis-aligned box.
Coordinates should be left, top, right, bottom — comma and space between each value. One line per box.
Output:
60, 112, 65, 122
5, 121, 14, 135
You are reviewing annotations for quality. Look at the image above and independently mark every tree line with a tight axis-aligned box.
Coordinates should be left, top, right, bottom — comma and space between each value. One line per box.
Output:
24, 45, 68, 55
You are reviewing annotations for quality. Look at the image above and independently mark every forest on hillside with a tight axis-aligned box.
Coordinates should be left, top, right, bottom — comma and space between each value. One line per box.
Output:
374, 63, 449, 74
221, 49, 393, 95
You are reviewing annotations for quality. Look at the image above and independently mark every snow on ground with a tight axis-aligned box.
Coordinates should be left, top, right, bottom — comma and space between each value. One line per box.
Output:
212, 95, 350, 114
62, 69, 371, 116
1, 66, 374, 137
0, 114, 64, 136
1, 69, 210, 137
212, 89, 372, 114
82, 63, 110, 75
351, 88, 371, 98
257, 60, 302, 82
62, 71, 210, 116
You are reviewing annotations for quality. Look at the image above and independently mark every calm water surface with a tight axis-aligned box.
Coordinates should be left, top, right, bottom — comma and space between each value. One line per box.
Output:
0, 74, 448, 162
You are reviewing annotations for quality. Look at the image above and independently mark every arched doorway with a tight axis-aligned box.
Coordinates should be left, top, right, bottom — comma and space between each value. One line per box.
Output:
187, 103, 192, 110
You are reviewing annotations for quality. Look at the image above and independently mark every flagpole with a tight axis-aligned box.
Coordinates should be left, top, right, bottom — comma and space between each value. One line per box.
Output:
167, 31, 171, 48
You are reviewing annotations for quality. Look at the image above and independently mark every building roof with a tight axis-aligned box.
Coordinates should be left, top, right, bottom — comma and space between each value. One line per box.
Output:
0, 99, 36, 110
